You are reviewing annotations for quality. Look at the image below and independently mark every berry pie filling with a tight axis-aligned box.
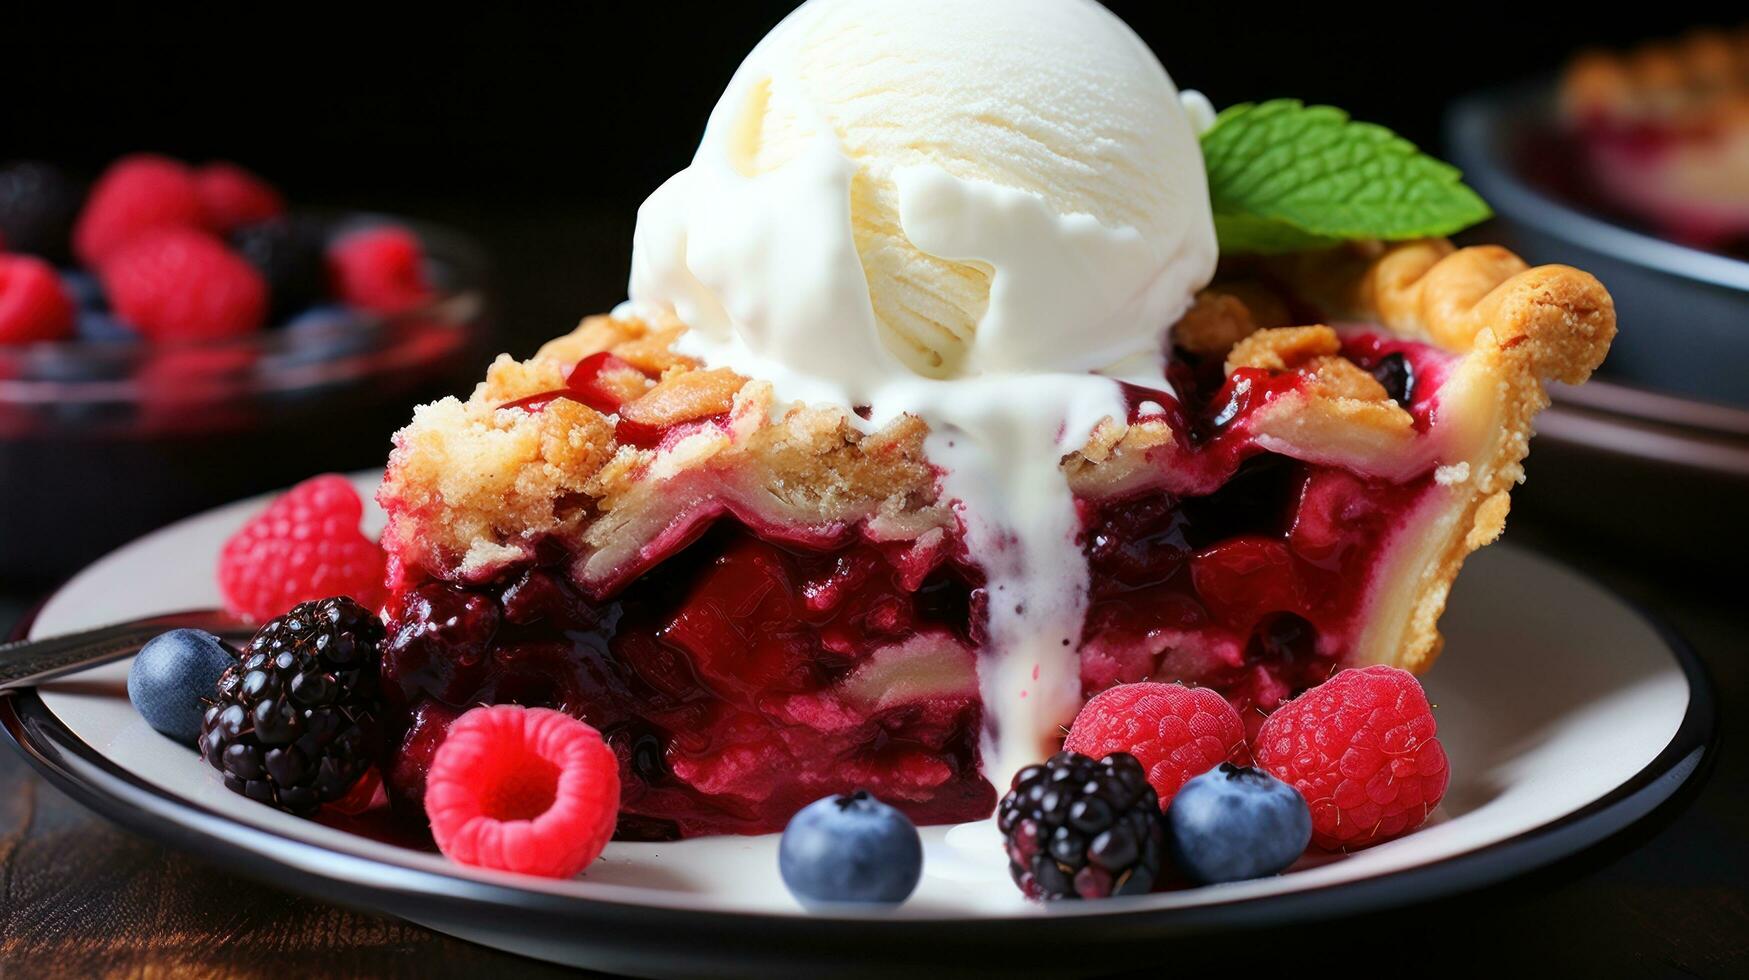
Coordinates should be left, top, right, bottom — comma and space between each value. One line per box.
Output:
376, 327, 1465, 838
381, 528, 990, 839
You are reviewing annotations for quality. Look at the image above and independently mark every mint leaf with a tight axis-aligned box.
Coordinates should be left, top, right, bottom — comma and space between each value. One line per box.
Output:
1201, 99, 1492, 255
1208, 213, 1343, 256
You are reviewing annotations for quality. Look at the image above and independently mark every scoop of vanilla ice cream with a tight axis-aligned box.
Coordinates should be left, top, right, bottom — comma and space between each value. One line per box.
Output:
628, 0, 1221, 790
630, 0, 1216, 393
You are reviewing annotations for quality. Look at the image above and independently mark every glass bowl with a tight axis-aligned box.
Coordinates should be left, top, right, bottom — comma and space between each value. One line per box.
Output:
0, 214, 489, 589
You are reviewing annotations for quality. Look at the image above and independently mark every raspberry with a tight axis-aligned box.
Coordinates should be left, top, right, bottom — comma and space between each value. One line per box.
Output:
1254, 665, 1449, 851
327, 226, 433, 315
1064, 682, 1249, 809
73, 154, 205, 265
0, 254, 75, 344
101, 227, 267, 341
195, 162, 285, 233
425, 705, 620, 879
216, 474, 386, 622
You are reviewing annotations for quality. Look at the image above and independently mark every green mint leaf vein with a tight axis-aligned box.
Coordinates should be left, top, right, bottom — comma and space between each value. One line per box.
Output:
1201, 99, 1492, 255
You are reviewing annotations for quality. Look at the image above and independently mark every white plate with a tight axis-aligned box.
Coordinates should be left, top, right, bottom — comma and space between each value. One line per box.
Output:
1, 473, 1716, 978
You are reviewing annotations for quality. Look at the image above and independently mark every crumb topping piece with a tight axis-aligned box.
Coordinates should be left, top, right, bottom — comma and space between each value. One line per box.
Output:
1224, 324, 1341, 374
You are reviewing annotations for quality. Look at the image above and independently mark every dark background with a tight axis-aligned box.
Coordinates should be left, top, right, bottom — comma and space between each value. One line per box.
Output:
3, 4, 1746, 976
6, 2, 1743, 355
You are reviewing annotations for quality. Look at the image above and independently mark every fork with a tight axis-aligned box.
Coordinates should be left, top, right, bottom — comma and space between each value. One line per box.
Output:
0, 610, 257, 693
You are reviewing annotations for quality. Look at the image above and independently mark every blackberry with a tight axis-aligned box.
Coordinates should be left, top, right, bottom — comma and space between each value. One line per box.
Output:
199, 596, 386, 815
231, 216, 329, 321
997, 751, 1164, 900
0, 161, 83, 262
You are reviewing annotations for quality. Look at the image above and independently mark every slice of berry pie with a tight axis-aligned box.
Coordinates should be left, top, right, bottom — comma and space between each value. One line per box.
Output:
375, 237, 1612, 838
1560, 27, 1749, 248
372, 0, 1615, 840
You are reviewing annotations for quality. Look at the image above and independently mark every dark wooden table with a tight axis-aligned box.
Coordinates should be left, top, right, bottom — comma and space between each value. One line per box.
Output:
2, 517, 1744, 978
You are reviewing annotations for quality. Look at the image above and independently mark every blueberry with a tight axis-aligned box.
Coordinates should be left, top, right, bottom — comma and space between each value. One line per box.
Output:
20, 333, 136, 382
267, 305, 379, 368
75, 310, 139, 344
60, 269, 108, 311
284, 304, 360, 333
128, 630, 240, 744
23, 309, 137, 382
779, 790, 923, 906
1369, 352, 1415, 407
1165, 763, 1311, 884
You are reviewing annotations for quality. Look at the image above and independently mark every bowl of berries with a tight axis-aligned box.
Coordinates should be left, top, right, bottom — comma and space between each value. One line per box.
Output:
0, 155, 487, 587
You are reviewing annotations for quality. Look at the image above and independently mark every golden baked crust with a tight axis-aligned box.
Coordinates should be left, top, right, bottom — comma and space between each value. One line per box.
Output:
1077, 240, 1610, 676
379, 313, 949, 586
1243, 239, 1613, 671
380, 239, 1614, 674
1356, 243, 1615, 672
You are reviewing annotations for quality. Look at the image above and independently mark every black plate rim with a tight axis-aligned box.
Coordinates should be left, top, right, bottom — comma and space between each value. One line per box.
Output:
0, 569, 1719, 977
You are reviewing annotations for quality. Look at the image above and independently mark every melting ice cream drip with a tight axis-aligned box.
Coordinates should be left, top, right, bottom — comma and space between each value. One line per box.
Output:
899, 376, 1124, 784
